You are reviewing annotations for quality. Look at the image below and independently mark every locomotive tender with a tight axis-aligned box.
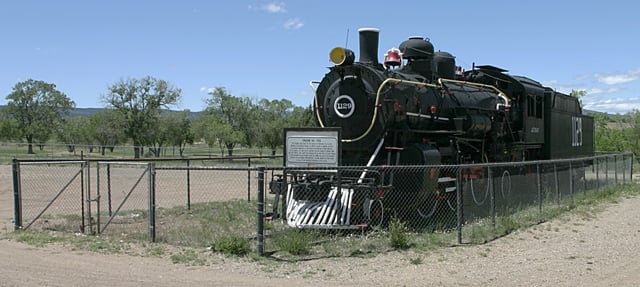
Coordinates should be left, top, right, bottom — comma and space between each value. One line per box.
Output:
278, 27, 594, 228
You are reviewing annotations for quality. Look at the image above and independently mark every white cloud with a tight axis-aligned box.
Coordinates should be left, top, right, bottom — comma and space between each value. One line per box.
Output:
543, 81, 624, 96
541, 81, 585, 95
582, 97, 640, 114
588, 87, 624, 95
199, 87, 215, 94
249, 2, 286, 13
580, 69, 640, 85
283, 18, 303, 30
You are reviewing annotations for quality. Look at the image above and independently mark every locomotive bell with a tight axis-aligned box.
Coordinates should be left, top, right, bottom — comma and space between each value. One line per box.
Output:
383, 48, 402, 68
330, 47, 355, 66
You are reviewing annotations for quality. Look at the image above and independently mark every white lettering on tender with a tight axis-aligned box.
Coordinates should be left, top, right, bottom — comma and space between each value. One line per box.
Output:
572, 116, 583, 147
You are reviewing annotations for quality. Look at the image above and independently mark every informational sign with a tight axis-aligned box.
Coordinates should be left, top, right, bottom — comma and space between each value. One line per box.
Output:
284, 128, 341, 167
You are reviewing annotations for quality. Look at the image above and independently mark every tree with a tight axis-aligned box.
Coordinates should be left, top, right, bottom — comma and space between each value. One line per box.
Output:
103, 76, 181, 158
203, 87, 252, 156
90, 109, 127, 155
289, 105, 316, 127
164, 110, 194, 157
256, 99, 294, 155
146, 110, 195, 157
56, 116, 91, 153
623, 110, 640, 160
592, 112, 625, 152
4, 79, 75, 153
147, 114, 168, 157
0, 108, 21, 141
570, 89, 587, 108
193, 114, 243, 156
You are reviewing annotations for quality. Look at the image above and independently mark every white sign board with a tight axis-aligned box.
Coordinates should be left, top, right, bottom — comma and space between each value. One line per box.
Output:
284, 128, 341, 167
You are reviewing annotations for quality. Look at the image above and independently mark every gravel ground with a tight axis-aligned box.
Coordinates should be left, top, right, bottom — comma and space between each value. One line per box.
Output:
1, 164, 639, 286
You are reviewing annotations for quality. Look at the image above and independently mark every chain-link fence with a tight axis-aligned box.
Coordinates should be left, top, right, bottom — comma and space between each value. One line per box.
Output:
10, 152, 634, 255
261, 153, 634, 248
11, 157, 265, 250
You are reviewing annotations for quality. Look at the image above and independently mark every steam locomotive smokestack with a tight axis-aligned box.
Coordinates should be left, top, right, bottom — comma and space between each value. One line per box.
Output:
358, 28, 379, 65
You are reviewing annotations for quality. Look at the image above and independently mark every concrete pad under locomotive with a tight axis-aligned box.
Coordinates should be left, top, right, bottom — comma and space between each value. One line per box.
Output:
269, 27, 594, 229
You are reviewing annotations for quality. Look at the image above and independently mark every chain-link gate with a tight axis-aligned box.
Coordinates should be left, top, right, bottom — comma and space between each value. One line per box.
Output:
12, 159, 89, 233
93, 162, 155, 241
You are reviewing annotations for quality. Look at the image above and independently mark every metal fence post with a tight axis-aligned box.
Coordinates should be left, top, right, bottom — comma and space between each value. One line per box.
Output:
554, 163, 560, 204
614, 155, 618, 185
149, 162, 157, 243
605, 156, 609, 187
80, 161, 86, 234
257, 167, 265, 255
623, 154, 627, 183
596, 157, 600, 192
488, 166, 495, 228
456, 167, 463, 244
107, 163, 113, 216
12, 159, 22, 230
186, 159, 191, 210
569, 161, 574, 203
582, 160, 586, 196
96, 162, 101, 234
247, 158, 252, 202
84, 161, 93, 235
629, 154, 633, 183
537, 163, 542, 213
282, 168, 288, 221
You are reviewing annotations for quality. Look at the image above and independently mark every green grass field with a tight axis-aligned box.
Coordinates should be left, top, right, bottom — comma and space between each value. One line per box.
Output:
0, 141, 284, 166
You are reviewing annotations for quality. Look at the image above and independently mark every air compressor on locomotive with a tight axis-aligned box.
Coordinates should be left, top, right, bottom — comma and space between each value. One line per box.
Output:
272, 27, 594, 228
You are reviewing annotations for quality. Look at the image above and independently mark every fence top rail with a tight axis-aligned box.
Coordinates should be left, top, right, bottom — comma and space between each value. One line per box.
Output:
262, 153, 630, 172
86, 155, 282, 163
155, 166, 260, 171
12, 152, 629, 169
97, 161, 152, 167
15, 160, 87, 165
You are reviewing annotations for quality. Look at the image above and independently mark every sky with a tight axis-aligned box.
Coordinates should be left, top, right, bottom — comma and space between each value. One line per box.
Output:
1, 0, 639, 114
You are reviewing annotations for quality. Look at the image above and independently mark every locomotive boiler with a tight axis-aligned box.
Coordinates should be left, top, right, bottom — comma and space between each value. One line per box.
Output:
275, 27, 594, 228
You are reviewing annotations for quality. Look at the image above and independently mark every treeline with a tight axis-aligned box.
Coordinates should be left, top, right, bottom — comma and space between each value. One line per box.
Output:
591, 111, 640, 160
0, 77, 315, 158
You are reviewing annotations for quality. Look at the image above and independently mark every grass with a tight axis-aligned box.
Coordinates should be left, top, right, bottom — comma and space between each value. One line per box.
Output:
210, 235, 251, 256
271, 228, 316, 256
4, 181, 639, 266
461, 183, 640, 244
0, 141, 284, 166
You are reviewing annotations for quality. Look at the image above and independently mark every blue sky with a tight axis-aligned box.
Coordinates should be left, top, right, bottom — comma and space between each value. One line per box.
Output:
1, 1, 639, 114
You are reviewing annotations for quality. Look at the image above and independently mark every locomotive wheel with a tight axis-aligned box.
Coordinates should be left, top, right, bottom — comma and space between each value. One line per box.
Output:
466, 174, 489, 206
416, 196, 439, 219
500, 170, 512, 199
367, 199, 384, 228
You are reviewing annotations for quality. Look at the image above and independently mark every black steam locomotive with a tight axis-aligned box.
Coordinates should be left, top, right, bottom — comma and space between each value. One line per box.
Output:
276, 28, 594, 228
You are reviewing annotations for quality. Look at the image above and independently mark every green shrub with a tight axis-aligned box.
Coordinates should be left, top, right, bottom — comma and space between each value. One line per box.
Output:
273, 229, 314, 255
389, 217, 410, 249
211, 235, 251, 256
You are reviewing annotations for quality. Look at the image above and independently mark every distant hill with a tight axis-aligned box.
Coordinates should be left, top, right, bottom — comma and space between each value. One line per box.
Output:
68, 108, 105, 117
66, 107, 202, 118
0, 106, 201, 118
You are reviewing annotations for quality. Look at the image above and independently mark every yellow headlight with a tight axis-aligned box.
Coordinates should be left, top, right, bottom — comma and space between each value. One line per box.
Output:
330, 47, 354, 66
